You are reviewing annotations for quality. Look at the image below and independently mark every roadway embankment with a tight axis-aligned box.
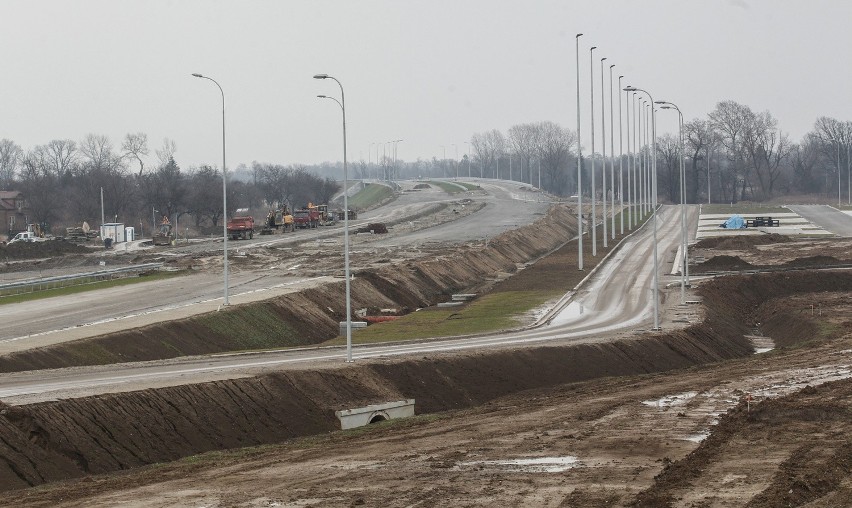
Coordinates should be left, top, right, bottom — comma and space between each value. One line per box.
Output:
7, 270, 852, 492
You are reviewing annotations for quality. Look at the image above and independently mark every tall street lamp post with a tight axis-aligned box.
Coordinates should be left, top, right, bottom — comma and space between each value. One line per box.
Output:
314, 73, 353, 363
191, 72, 229, 306
609, 64, 616, 239
590, 45, 597, 257
600, 56, 608, 249
464, 141, 471, 178
657, 100, 689, 303
618, 74, 624, 234
575, 33, 584, 271
625, 86, 660, 330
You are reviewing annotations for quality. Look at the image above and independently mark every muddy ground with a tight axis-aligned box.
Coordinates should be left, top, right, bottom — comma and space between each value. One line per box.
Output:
3, 214, 852, 506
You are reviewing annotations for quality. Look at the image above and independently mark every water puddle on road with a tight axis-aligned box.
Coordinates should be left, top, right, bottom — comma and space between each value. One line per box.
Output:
641, 391, 698, 408
548, 301, 585, 327
456, 456, 582, 473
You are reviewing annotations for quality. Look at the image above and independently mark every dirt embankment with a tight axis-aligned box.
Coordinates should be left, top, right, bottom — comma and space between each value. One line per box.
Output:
4, 270, 851, 494
0, 206, 578, 373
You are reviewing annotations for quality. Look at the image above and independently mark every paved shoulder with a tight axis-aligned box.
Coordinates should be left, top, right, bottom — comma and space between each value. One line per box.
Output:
786, 205, 852, 237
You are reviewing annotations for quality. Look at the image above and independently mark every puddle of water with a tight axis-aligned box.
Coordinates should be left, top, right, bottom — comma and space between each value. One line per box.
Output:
683, 431, 710, 443
548, 301, 585, 327
642, 391, 698, 408
457, 456, 581, 473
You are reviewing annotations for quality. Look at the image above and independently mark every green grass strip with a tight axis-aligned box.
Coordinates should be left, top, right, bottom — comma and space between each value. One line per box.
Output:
701, 204, 789, 214
426, 180, 466, 194
347, 183, 393, 210
323, 290, 563, 346
0, 270, 186, 305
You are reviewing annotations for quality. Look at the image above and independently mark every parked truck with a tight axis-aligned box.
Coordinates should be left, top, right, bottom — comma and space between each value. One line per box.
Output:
226, 216, 255, 240
293, 207, 320, 229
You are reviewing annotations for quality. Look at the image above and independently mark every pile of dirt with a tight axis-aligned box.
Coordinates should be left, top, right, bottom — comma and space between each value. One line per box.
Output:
784, 255, 844, 267
0, 240, 92, 261
693, 233, 791, 250
694, 254, 756, 272
412, 183, 431, 189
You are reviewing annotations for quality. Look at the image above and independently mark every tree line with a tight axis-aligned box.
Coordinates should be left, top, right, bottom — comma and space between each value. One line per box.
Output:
0, 134, 339, 235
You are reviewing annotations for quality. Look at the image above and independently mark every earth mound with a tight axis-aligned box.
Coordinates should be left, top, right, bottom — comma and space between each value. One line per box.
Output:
694, 233, 791, 250
694, 255, 756, 272
784, 255, 844, 267
0, 240, 93, 261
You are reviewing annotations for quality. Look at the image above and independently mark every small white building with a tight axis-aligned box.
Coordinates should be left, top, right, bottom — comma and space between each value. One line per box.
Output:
100, 223, 126, 243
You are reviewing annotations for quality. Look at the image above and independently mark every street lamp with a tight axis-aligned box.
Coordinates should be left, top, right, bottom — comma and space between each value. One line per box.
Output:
657, 100, 689, 303
314, 72, 353, 363
590, 45, 597, 257
191, 72, 229, 306
609, 65, 616, 239
624, 86, 660, 331
600, 56, 608, 249
618, 74, 624, 235
464, 141, 471, 178
575, 33, 584, 271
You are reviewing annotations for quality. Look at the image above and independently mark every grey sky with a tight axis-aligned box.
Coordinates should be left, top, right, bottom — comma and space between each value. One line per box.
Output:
2, 0, 850, 170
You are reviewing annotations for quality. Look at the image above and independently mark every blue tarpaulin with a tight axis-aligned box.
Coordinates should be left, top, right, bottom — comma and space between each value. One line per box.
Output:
721, 214, 745, 229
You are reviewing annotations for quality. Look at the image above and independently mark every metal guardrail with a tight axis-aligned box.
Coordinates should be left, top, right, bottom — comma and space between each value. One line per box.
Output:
0, 263, 163, 295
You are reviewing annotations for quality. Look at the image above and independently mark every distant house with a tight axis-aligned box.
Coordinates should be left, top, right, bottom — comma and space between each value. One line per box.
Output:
0, 191, 30, 238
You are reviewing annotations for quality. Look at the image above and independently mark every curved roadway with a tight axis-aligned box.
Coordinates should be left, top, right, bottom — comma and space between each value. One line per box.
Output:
0, 205, 690, 404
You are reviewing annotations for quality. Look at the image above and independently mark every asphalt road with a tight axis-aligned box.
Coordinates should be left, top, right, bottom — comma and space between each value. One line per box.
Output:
786, 205, 852, 236
0, 179, 548, 352
0, 205, 693, 404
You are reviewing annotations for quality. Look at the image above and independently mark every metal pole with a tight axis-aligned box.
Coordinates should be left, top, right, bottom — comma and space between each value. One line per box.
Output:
600, 57, 608, 249
575, 33, 584, 271
625, 87, 659, 330
610, 65, 616, 239
100, 187, 105, 227
708, 145, 712, 204
632, 92, 638, 226
590, 46, 597, 257
657, 101, 688, 303
314, 74, 353, 363
618, 75, 624, 234
625, 87, 632, 230
191, 73, 229, 306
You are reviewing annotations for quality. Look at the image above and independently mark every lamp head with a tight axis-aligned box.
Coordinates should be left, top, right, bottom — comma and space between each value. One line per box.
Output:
576, 33, 583, 38
654, 101, 667, 105
191, 73, 203, 78
623, 86, 637, 91
610, 64, 615, 69
591, 46, 597, 50
317, 95, 328, 99
601, 57, 607, 61
313, 74, 329, 80
619, 75, 624, 79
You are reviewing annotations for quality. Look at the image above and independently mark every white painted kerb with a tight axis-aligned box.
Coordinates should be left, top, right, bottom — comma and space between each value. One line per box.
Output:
335, 399, 415, 430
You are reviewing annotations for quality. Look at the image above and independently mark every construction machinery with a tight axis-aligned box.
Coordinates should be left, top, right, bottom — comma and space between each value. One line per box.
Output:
227, 216, 255, 240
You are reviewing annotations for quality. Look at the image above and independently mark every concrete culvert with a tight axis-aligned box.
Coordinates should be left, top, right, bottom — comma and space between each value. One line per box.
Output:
369, 412, 389, 424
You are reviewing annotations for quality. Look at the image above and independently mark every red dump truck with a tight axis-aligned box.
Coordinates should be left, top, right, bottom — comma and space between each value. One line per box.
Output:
226, 216, 255, 240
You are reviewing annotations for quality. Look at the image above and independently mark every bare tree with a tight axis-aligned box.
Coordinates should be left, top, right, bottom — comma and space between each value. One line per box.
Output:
656, 134, 681, 203
122, 132, 149, 176
0, 139, 22, 189
743, 111, 790, 200
41, 139, 78, 178
470, 129, 506, 179
507, 123, 539, 183
155, 138, 177, 169
709, 100, 752, 201
536, 121, 575, 195
684, 119, 714, 203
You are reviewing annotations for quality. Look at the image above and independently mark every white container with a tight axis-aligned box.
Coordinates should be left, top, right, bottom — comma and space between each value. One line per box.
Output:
100, 223, 126, 243
124, 226, 135, 242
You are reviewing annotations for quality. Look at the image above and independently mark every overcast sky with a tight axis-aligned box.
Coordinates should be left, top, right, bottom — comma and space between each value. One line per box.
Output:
2, 0, 850, 171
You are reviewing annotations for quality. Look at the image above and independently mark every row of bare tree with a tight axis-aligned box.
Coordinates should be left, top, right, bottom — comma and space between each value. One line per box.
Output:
0, 135, 339, 234
347, 102, 851, 203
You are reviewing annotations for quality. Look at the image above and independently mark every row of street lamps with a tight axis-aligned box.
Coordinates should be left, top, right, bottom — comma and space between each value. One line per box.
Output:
191, 72, 355, 362
575, 35, 692, 330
